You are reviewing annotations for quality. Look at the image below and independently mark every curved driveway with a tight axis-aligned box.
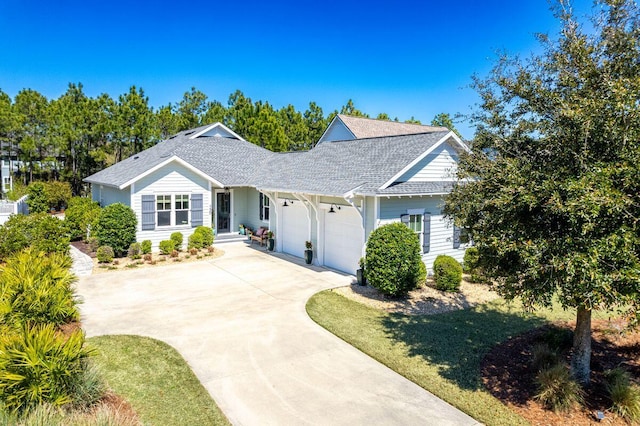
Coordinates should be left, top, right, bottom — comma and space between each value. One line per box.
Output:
77, 242, 478, 425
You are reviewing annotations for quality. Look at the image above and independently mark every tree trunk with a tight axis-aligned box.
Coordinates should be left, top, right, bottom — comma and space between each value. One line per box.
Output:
571, 306, 592, 385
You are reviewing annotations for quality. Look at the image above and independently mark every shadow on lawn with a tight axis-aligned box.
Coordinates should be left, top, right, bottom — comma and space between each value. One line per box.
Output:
381, 301, 549, 391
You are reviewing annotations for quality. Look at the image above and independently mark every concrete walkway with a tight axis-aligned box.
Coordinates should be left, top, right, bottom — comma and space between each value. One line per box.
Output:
76, 242, 479, 426
70, 245, 93, 277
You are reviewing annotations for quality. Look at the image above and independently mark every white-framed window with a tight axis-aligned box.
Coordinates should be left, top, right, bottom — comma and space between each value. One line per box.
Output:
156, 194, 189, 227
260, 193, 270, 222
157, 195, 171, 226
408, 214, 423, 247
175, 194, 189, 225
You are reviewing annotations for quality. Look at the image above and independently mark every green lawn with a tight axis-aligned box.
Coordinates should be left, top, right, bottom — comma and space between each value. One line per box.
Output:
306, 290, 585, 426
88, 335, 229, 426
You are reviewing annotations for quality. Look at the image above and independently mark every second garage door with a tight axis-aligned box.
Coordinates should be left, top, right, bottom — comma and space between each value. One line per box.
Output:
281, 202, 308, 258
323, 207, 363, 275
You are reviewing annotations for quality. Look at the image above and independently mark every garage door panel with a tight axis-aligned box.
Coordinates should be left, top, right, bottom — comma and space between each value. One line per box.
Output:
281, 203, 308, 258
323, 209, 363, 275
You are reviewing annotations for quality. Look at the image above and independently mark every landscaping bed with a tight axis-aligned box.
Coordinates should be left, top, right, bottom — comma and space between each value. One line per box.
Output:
332, 277, 499, 315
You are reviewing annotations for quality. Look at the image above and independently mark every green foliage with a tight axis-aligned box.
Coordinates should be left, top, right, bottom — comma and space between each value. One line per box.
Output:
127, 242, 142, 260
0, 249, 78, 328
364, 223, 424, 297
444, 0, 640, 381
140, 240, 152, 254
159, 240, 174, 255
535, 363, 584, 412
605, 367, 640, 422
5, 182, 27, 202
94, 203, 136, 257
0, 324, 94, 414
95, 246, 114, 263
0, 213, 69, 261
431, 112, 462, 138
531, 343, 560, 372
188, 232, 204, 250
64, 197, 101, 241
462, 247, 479, 273
192, 226, 214, 248
25, 182, 49, 214
43, 181, 72, 211
170, 232, 183, 251
433, 255, 462, 292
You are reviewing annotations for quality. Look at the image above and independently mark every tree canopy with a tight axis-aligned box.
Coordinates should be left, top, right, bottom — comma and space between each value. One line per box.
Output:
445, 0, 640, 384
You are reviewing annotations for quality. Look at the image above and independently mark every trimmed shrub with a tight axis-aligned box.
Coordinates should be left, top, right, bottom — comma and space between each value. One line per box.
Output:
0, 213, 69, 261
194, 226, 214, 247
0, 249, 78, 328
189, 248, 198, 255
94, 203, 137, 257
605, 367, 640, 423
0, 324, 94, 414
127, 242, 142, 260
170, 232, 183, 251
159, 240, 174, 255
535, 363, 584, 412
96, 246, 114, 263
433, 255, 462, 292
170, 250, 179, 258
64, 197, 101, 241
364, 223, 424, 297
25, 182, 49, 214
188, 232, 205, 250
463, 247, 480, 273
141, 240, 152, 254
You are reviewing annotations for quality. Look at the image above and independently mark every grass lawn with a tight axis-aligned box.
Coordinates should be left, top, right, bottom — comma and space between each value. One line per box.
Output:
88, 335, 230, 426
306, 290, 588, 426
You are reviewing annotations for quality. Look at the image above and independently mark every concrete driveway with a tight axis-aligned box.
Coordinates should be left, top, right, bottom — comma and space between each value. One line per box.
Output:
77, 242, 479, 426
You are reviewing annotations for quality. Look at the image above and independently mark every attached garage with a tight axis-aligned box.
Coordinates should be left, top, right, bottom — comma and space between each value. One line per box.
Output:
280, 201, 309, 258
323, 207, 364, 274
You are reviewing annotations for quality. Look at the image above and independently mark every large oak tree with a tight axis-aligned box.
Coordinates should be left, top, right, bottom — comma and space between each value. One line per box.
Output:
446, 0, 640, 384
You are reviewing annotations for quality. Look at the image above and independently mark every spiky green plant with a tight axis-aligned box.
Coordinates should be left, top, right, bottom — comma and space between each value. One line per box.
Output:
535, 363, 584, 412
605, 367, 640, 423
0, 249, 78, 328
0, 324, 94, 413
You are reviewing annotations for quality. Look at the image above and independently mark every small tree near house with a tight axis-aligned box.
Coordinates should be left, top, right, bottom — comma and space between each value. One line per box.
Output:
445, 0, 640, 385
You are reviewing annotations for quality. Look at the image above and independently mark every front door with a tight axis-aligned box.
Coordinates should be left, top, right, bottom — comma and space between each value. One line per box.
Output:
216, 192, 231, 233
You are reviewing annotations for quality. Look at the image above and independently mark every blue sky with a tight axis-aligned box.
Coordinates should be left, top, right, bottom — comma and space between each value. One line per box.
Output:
0, 0, 595, 139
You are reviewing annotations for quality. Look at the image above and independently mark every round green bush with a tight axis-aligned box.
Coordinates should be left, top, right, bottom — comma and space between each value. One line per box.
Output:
170, 232, 183, 251
463, 247, 480, 273
96, 246, 114, 263
0, 213, 70, 261
128, 242, 142, 260
141, 240, 152, 254
25, 182, 49, 214
364, 222, 424, 297
193, 226, 214, 247
188, 232, 204, 250
64, 197, 101, 241
159, 240, 174, 255
94, 203, 137, 257
433, 255, 462, 292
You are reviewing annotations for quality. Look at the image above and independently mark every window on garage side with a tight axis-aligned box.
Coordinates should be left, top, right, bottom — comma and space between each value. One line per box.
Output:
259, 193, 270, 221
157, 195, 171, 226
175, 194, 189, 225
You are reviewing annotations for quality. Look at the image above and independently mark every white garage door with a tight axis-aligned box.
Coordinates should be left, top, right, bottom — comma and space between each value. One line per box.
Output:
281, 202, 309, 258
323, 207, 363, 275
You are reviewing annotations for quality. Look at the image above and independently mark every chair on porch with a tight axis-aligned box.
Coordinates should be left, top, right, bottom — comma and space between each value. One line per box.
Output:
250, 227, 269, 246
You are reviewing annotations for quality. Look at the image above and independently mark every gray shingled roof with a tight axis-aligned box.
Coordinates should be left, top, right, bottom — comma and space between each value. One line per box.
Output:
376, 181, 455, 195
337, 114, 448, 138
84, 127, 273, 188
85, 125, 458, 197
253, 131, 452, 196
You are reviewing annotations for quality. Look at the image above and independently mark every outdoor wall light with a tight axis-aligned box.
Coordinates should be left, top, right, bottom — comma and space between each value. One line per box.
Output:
283, 199, 293, 207
328, 204, 341, 213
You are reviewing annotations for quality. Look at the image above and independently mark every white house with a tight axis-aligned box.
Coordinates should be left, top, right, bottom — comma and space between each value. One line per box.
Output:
84, 116, 470, 275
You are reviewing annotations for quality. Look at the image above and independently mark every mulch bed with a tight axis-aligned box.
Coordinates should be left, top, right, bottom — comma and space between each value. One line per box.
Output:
482, 318, 640, 425
71, 240, 96, 258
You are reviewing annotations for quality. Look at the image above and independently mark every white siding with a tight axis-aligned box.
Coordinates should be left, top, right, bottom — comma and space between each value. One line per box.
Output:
95, 185, 130, 207
397, 142, 459, 183
378, 196, 468, 272
317, 120, 355, 143
132, 162, 211, 251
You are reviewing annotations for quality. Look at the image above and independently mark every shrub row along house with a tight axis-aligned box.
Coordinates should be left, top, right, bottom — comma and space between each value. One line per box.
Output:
85, 115, 470, 274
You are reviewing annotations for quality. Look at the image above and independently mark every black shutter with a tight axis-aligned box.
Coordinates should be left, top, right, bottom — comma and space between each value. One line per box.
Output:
141, 195, 155, 230
422, 213, 431, 253
259, 194, 264, 220
191, 194, 203, 227
453, 225, 461, 249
